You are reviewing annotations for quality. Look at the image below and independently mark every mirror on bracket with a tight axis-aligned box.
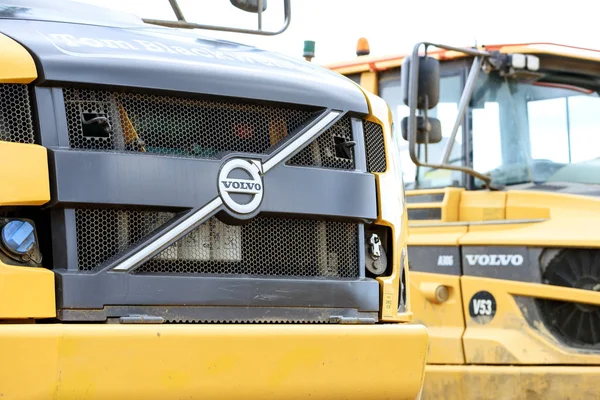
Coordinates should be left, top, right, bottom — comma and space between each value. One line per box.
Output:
400, 42, 502, 188
231, 0, 268, 13
400, 116, 441, 144
401, 55, 440, 110
400, 55, 442, 146
143, 0, 290, 36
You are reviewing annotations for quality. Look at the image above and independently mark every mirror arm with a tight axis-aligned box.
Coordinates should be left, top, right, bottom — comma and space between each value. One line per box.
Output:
413, 161, 493, 187
440, 55, 483, 164
424, 42, 491, 58
143, 0, 291, 36
407, 42, 423, 168
407, 42, 493, 188
423, 95, 429, 163
258, 0, 263, 30
168, 0, 186, 21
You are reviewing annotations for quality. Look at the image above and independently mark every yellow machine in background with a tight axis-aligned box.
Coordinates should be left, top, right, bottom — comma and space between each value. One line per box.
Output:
328, 40, 600, 399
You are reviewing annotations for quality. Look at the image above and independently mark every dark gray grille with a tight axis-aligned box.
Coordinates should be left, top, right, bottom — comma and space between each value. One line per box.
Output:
137, 216, 359, 278
64, 88, 315, 158
75, 208, 359, 278
363, 121, 387, 173
0, 84, 35, 144
287, 117, 355, 170
75, 209, 176, 271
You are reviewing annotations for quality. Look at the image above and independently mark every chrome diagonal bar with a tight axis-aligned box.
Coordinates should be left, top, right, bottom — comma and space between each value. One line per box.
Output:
111, 197, 223, 272
111, 109, 342, 272
263, 110, 341, 173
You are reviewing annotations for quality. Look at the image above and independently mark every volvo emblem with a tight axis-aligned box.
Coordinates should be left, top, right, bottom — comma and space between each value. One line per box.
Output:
218, 158, 264, 215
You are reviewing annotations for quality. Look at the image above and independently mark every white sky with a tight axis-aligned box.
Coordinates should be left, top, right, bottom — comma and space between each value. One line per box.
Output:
75, 0, 600, 66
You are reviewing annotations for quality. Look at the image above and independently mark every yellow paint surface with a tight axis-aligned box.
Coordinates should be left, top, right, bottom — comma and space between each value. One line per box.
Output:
462, 190, 600, 246
0, 260, 55, 318
0, 142, 50, 206
459, 191, 506, 222
422, 365, 600, 400
359, 71, 379, 95
0, 33, 37, 83
326, 42, 600, 75
408, 224, 467, 246
0, 323, 429, 400
461, 276, 600, 365
410, 272, 465, 364
407, 187, 463, 224
360, 88, 411, 321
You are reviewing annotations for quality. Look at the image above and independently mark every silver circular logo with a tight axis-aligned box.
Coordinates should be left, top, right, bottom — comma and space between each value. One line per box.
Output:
218, 158, 264, 214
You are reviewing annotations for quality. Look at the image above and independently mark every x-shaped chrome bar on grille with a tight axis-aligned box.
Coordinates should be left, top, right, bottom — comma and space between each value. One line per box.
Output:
111, 109, 342, 272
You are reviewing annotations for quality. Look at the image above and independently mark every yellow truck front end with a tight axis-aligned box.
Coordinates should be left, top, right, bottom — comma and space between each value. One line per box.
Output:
0, 2, 428, 399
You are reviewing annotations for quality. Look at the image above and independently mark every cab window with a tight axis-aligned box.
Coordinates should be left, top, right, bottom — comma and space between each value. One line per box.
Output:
345, 73, 361, 85
379, 63, 466, 189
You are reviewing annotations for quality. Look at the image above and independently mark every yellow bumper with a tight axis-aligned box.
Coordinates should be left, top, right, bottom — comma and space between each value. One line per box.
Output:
0, 323, 428, 400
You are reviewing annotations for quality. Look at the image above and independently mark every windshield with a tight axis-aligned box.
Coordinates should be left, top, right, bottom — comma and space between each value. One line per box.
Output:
381, 63, 600, 189
471, 71, 600, 187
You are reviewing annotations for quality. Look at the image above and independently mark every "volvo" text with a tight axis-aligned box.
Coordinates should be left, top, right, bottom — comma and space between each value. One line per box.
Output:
465, 254, 524, 266
221, 180, 261, 191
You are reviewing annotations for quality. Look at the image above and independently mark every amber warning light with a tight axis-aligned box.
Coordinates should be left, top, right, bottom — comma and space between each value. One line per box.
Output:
356, 37, 370, 56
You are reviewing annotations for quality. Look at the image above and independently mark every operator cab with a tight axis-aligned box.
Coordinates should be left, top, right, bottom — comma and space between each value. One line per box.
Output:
386, 43, 600, 193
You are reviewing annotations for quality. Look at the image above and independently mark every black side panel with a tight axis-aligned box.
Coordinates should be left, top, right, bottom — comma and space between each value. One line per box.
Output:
56, 273, 380, 311
406, 193, 445, 203
49, 150, 377, 220
33, 87, 69, 147
408, 245, 461, 276
49, 149, 221, 209
58, 305, 378, 324
261, 165, 377, 220
462, 246, 543, 283
407, 207, 442, 220
50, 208, 78, 272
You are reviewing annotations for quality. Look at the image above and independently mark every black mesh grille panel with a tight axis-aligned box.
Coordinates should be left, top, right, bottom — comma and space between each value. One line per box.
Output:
75, 209, 176, 271
136, 216, 359, 278
363, 121, 387, 173
75, 209, 359, 278
64, 88, 315, 158
287, 117, 355, 170
0, 84, 35, 144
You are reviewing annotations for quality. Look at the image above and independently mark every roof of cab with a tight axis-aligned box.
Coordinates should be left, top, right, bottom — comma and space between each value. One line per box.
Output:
325, 42, 600, 75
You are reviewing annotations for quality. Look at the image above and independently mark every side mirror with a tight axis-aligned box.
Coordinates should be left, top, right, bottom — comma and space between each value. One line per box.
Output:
231, 0, 267, 13
401, 116, 442, 144
143, 0, 289, 36
401, 55, 440, 110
